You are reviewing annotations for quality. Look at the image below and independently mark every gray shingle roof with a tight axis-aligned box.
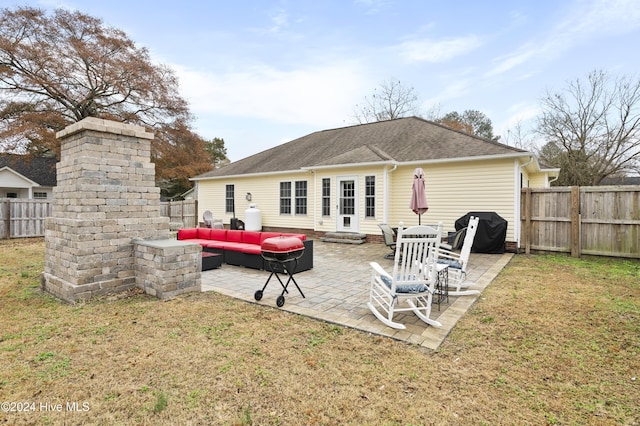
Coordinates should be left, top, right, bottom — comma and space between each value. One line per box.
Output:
0, 154, 57, 186
194, 116, 528, 179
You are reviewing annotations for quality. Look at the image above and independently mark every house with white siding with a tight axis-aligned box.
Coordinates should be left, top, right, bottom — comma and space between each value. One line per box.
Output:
0, 154, 57, 200
191, 117, 559, 251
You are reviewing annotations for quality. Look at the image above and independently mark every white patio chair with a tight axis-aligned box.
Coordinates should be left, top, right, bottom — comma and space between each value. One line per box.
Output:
368, 222, 443, 330
203, 210, 213, 228
437, 216, 480, 296
202, 210, 224, 229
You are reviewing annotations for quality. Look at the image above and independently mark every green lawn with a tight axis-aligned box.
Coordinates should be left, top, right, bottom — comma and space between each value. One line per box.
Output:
1, 238, 638, 425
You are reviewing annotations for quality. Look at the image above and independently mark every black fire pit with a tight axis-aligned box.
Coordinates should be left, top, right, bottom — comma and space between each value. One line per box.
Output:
255, 236, 306, 307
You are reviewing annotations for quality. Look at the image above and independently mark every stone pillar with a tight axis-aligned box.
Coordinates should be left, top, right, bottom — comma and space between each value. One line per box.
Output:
41, 117, 171, 302
134, 239, 202, 299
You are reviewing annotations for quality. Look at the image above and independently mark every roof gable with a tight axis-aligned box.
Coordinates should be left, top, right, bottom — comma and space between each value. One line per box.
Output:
195, 116, 528, 179
0, 155, 57, 186
313, 145, 394, 167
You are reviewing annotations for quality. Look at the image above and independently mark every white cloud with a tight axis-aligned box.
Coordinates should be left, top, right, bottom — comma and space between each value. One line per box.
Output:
559, 0, 640, 36
396, 35, 484, 63
174, 62, 368, 127
505, 103, 540, 127
268, 9, 289, 34
487, 47, 537, 77
487, 0, 640, 77
354, 0, 392, 15
425, 78, 472, 104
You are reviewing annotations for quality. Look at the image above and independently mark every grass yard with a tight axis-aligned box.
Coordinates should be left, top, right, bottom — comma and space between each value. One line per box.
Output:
0, 238, 638, 425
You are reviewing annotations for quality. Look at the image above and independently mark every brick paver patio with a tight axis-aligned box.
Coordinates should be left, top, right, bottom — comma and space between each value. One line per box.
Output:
201, 241, 512, 350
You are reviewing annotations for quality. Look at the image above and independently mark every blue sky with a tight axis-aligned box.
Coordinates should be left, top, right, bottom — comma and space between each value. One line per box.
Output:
6, 0, 640, 162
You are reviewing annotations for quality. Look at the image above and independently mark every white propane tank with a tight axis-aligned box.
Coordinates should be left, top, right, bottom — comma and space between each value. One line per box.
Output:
244, 204, 262, 231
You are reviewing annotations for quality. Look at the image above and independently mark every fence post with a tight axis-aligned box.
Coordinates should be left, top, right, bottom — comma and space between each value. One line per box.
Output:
194, 199, 199, 228
6, 199, 11, 239
570, 186, 581, 258
524, 188, 531, 254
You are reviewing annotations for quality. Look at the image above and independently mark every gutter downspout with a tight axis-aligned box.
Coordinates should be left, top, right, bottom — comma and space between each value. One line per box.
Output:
384, 163, 398, 224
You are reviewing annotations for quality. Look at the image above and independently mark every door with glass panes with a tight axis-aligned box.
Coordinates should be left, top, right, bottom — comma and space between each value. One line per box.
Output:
337, 177, 358, 232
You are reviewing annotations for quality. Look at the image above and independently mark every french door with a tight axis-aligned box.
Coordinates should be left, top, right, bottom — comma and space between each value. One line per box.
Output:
337, 177, 358, 232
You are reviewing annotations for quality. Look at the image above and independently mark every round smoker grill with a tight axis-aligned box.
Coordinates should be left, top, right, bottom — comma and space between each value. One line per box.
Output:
255, 236, 306, 307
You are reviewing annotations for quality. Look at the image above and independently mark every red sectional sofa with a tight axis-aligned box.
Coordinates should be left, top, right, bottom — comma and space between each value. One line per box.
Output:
177, 228, 313, 272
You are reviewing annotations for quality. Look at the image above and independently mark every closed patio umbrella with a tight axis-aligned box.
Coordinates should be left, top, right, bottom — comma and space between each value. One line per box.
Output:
410, 167, 429, 225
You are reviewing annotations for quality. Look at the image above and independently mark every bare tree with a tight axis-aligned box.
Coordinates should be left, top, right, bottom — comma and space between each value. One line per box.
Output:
536, 70, 640, 185
0, 6, 190, 157
0, 6, 220, 198
353, 79, 420, 123
504, 120, 532, 150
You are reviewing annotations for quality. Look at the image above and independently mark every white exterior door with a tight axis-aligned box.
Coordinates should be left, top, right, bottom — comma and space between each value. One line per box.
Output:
337, 176, 358, 232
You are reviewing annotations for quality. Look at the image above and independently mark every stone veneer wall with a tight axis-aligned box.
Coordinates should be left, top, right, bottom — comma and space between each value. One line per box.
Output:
134, 239, 202, 298
41, 117, 176, 302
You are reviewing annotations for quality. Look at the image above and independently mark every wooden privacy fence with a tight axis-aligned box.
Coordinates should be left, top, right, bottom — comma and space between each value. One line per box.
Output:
0, 198, 52, 239
1, 198, 197, 239
159, 199, 198, 229
521, 186, 640, 258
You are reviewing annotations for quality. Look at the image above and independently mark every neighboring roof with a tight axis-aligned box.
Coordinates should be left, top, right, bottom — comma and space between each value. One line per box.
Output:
193, 116, 529, 179
600, 176, 640, 185
0, 154, 57, 186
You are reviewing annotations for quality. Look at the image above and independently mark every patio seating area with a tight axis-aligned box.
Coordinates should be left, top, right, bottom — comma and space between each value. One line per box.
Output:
201, 240, 513, 349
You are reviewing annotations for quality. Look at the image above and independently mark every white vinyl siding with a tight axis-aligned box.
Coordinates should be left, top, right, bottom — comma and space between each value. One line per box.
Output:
197, 171, 315, 230
528, 173, 548, 188
387, 160, 517, 241
196, 158, 524, 242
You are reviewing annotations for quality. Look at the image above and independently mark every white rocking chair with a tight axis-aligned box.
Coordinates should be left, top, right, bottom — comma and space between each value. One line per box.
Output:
437, 216, 480, 296
368, 222, 443, 330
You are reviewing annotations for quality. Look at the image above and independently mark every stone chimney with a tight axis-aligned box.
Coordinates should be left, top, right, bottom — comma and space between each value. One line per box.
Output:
41, 118, 171, 302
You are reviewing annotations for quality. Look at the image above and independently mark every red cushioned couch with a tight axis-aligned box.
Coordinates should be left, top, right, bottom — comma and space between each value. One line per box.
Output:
177, 228, 313, 272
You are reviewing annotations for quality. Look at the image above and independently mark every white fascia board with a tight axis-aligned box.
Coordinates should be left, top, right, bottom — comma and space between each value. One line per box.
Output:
301, 161, 397, 171
401, 152, 535, 167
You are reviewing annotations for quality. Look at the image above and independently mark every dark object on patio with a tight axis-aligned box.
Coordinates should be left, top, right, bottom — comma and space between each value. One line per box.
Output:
454, 212, 507, 254
230, 218, 244, 230
201, 252, 222, 270
446, 227, 468, 251
256, 236, 306, 307
378, 224, 397, 259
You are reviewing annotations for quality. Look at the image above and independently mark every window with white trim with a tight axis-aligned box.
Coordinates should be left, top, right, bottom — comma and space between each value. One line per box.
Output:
225, 185, 235, 214
365, 175, 375, 218
322, 178, 331, 216
279, 182, 291, 214
295, 181, 307, 215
